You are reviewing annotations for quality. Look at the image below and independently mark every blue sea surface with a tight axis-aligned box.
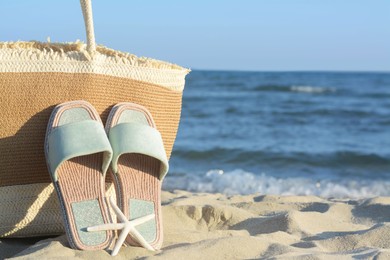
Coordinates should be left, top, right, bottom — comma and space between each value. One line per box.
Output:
163, 71, 390, 198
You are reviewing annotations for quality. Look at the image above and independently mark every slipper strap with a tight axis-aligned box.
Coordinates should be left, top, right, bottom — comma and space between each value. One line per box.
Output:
47, 120, 113, 182
109, 122, 169, 180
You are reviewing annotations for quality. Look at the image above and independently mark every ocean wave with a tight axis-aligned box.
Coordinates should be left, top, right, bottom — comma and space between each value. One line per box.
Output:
163, 169, 390, 198
172, 148, 390, 168
290, 86, 336, 94
364, 93, 390, 99
275, 108, 384, 117
252, 84, 336, 94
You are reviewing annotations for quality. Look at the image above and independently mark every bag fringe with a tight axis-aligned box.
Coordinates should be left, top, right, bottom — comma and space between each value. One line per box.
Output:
0, 41, 190, 72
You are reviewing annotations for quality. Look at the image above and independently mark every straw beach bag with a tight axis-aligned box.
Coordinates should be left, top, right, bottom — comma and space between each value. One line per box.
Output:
0, 0, 189, 237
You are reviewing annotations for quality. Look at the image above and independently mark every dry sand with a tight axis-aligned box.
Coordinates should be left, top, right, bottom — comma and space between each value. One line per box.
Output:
2, 190, 390, 259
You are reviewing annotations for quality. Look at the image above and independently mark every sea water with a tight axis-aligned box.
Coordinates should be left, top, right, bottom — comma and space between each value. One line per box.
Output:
163, 71, 390, 198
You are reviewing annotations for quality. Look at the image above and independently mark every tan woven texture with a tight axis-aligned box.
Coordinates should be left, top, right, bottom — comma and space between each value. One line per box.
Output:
0, 72, 183, 187
0, 42, 189, 91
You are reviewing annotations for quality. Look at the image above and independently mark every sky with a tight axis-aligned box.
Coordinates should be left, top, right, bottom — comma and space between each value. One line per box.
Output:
0, 0, 389, 71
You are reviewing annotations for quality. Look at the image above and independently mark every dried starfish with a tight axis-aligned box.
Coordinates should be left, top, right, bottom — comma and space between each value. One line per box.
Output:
87, 197, 156, 256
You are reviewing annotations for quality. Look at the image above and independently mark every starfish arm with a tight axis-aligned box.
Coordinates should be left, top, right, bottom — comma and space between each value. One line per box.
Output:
111, 225, 132, 256
131, 214, 155, 227
109, 197, 128, 222
128, 226, 156, 251
87, 223, 125, 232
106, 196, 158, 255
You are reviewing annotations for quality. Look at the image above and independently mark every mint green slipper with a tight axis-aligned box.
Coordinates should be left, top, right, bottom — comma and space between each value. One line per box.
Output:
44, 100, 113, 250
106, 102, 168, 251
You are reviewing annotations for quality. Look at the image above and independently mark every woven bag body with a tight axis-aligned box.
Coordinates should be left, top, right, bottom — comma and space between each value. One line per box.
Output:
0, 1, 188, 237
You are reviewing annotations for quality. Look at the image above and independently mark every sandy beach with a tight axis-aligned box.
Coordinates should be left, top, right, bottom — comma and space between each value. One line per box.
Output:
1, 190, 390, 259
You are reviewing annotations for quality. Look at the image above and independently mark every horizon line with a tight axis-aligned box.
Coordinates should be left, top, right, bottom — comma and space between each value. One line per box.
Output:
189, 68, 390, 74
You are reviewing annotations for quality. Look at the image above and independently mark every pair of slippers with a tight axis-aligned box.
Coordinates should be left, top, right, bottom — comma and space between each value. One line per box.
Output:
44, 100, 168, 255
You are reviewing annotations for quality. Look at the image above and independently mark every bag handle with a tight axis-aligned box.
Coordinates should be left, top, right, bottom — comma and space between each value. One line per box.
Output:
79, 0, 96, 58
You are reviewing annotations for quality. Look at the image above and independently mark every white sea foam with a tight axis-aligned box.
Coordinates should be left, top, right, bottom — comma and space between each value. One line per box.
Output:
290, 85, 335, 94
163, 169, 390, 198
